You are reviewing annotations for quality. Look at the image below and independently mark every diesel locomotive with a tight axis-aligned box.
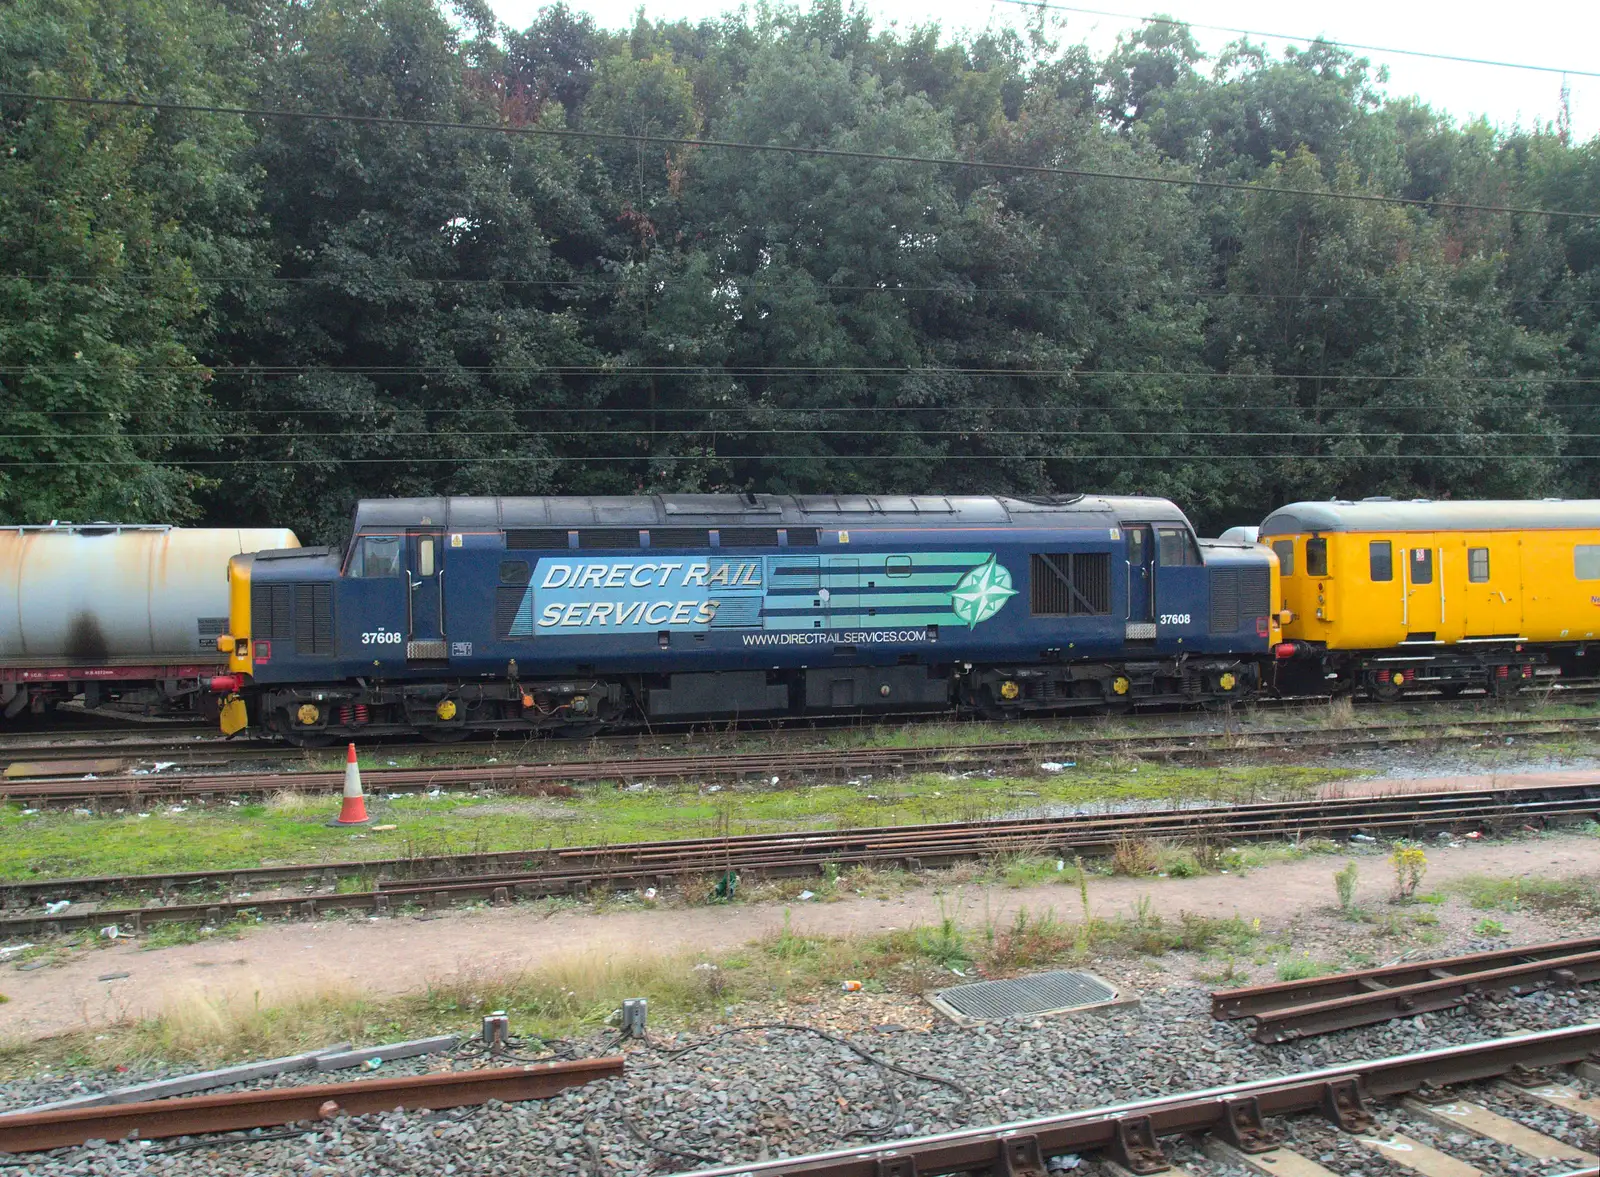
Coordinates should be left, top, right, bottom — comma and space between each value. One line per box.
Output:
210, 494, 1282, 742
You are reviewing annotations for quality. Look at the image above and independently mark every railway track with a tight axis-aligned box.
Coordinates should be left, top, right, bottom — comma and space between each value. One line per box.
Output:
3, 686, 1597, 769
2, 779, 1595, 936
0, 1055, 623, 1153
2, 713, 1598, 804
672, 1023, 1600, 1177
1214, 936, 1600, 1043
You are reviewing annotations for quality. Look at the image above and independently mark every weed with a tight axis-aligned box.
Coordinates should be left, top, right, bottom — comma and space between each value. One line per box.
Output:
1193, 957, 1246, 986
1276, 953, 1331, 982
1474, 918, 1508, 937
1334, 860, 1360, 914
913, 915, 971, 969
1110, 837, 1158, 877
984, 907, 1073, 971
1390, 844, 1428, 901
767, 910, 818, 960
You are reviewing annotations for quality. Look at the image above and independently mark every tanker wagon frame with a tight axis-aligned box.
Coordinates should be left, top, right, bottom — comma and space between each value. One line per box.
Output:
1, 524, 299, 721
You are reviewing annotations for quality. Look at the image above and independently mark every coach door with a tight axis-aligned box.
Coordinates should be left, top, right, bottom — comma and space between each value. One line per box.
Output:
1401, 534, 1442, 640
1124, 525, 1155, 634
406, 529, 446, 661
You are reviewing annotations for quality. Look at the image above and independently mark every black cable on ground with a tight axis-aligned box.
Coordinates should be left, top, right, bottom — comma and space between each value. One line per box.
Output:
621, 1108, 722, 1169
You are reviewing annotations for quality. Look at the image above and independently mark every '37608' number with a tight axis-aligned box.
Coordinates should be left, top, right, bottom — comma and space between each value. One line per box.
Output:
1158, 613, 1191, 625
361, 630, 403, 645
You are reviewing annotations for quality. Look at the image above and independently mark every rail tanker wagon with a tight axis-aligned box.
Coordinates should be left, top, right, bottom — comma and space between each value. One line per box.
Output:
1261, 499, 1600, 699
1, 524, 300, 720
213, 494, 1281, 742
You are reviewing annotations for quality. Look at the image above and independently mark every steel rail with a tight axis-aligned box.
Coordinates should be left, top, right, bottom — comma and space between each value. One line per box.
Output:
669, 1025, 1600, 1177
1213, 936, 1600, 1042
0, 1056, 624, 1153
2, 782, 1594, 937
4, 715, 1598, 804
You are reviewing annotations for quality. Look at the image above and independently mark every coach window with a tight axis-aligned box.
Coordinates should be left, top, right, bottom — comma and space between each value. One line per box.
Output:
1369, 541, 1392, 582
1306, 538, 1329, 577
1468, 548, 1490, 582
1576, 545, 1600, 580
1271, 540, 1295, 577
1156, 527, 1201, 566
1411, 546, 1434, 585
349, 535, 402, 577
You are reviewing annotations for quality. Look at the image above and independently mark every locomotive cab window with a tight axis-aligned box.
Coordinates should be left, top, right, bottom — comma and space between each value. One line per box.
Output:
885, 555, 912, 578
1468, 548, 1490, 582
348, 535, 402, 577
1156, 527, 1201, 566
1369, 541, 1392, 582
1576, 545, 1600, 580
1272, 540, 1295, 577
1411, 546, 1433, 585
1306, 538, 1328, 577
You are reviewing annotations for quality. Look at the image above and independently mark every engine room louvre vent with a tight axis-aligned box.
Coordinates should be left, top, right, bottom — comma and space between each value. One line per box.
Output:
294, 583, 334, 656
648, 528, 711, 548
506, 529, 570, 550
784, 528, 819, 546
1030, 553, 1111, 616
719, 527, 781, 547
579, 528, 642, 549
251, 583, 293, 644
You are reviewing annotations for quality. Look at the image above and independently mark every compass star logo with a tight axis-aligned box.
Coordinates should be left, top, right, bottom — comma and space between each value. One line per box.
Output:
949, 555, 1016, 628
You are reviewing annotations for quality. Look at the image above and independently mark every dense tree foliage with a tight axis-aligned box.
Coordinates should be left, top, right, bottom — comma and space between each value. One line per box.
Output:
3, 0, 1597, 538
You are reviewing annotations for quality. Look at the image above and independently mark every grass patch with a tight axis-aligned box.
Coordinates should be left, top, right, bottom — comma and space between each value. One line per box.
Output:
0, 901, 1268, 1075
0, 762, 1345, 883
1275, 952, 1333, 982
1451, 875, 1600, 917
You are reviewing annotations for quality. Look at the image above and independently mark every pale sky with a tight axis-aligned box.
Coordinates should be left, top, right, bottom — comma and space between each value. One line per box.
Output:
488, 0, 1599, 140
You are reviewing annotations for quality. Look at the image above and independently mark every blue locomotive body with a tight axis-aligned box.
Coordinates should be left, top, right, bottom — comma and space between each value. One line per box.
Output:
223, 494, 1280, 740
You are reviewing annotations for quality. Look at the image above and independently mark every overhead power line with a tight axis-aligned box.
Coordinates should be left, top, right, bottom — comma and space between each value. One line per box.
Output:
0, 452, 1572, 468
2, 91, 1595, 222
3, 428, 1587, 441
994, 0, 1600, 79
2, 363, 1590, 382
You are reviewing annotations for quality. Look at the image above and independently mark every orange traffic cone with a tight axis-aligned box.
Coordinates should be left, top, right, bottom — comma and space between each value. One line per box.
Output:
331, 742, 371, 825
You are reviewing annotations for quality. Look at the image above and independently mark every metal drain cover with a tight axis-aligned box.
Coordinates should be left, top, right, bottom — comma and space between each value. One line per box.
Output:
928, 970, 1122, 1025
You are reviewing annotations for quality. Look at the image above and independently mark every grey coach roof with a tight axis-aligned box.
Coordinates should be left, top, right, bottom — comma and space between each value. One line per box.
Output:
1260, 499, 1600, 536
352, 494, 1192, 533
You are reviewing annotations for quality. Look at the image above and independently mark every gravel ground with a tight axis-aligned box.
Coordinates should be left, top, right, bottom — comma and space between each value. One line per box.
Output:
5, 984, 1600, 1175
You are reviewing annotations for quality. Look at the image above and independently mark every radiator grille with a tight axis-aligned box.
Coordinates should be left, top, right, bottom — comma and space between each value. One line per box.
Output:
293, 583, 333, 656
506, 529, 569, 550
1210, 566, 1271, 633
719, 527, 781, 547
648, 528, 710, 548
930, 970, 1119, 1024
579, 529, 641, 549
709, 597, 763, 627
785, 528, 819, 546
251, 584, 294, 643
496, 561, 532, 640
407, 639, 447, 660
1030, 552, 1111, 616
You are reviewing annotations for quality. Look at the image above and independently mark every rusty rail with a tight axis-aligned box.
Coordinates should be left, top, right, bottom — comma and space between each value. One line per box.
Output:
1213, 935, 1600, 1042
2, 781, 1595, 937
670, 1024, 1600, 1177
4, 714, 1597, 803
0, 1056, 623, 1154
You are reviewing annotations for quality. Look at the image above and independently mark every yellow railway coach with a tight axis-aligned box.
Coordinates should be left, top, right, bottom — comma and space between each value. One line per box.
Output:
1258, 499, 1600, 699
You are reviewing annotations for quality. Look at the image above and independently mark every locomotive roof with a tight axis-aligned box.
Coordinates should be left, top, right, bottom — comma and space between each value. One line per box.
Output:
1261, 499, 1600, 535
350, 494, 1192, 533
